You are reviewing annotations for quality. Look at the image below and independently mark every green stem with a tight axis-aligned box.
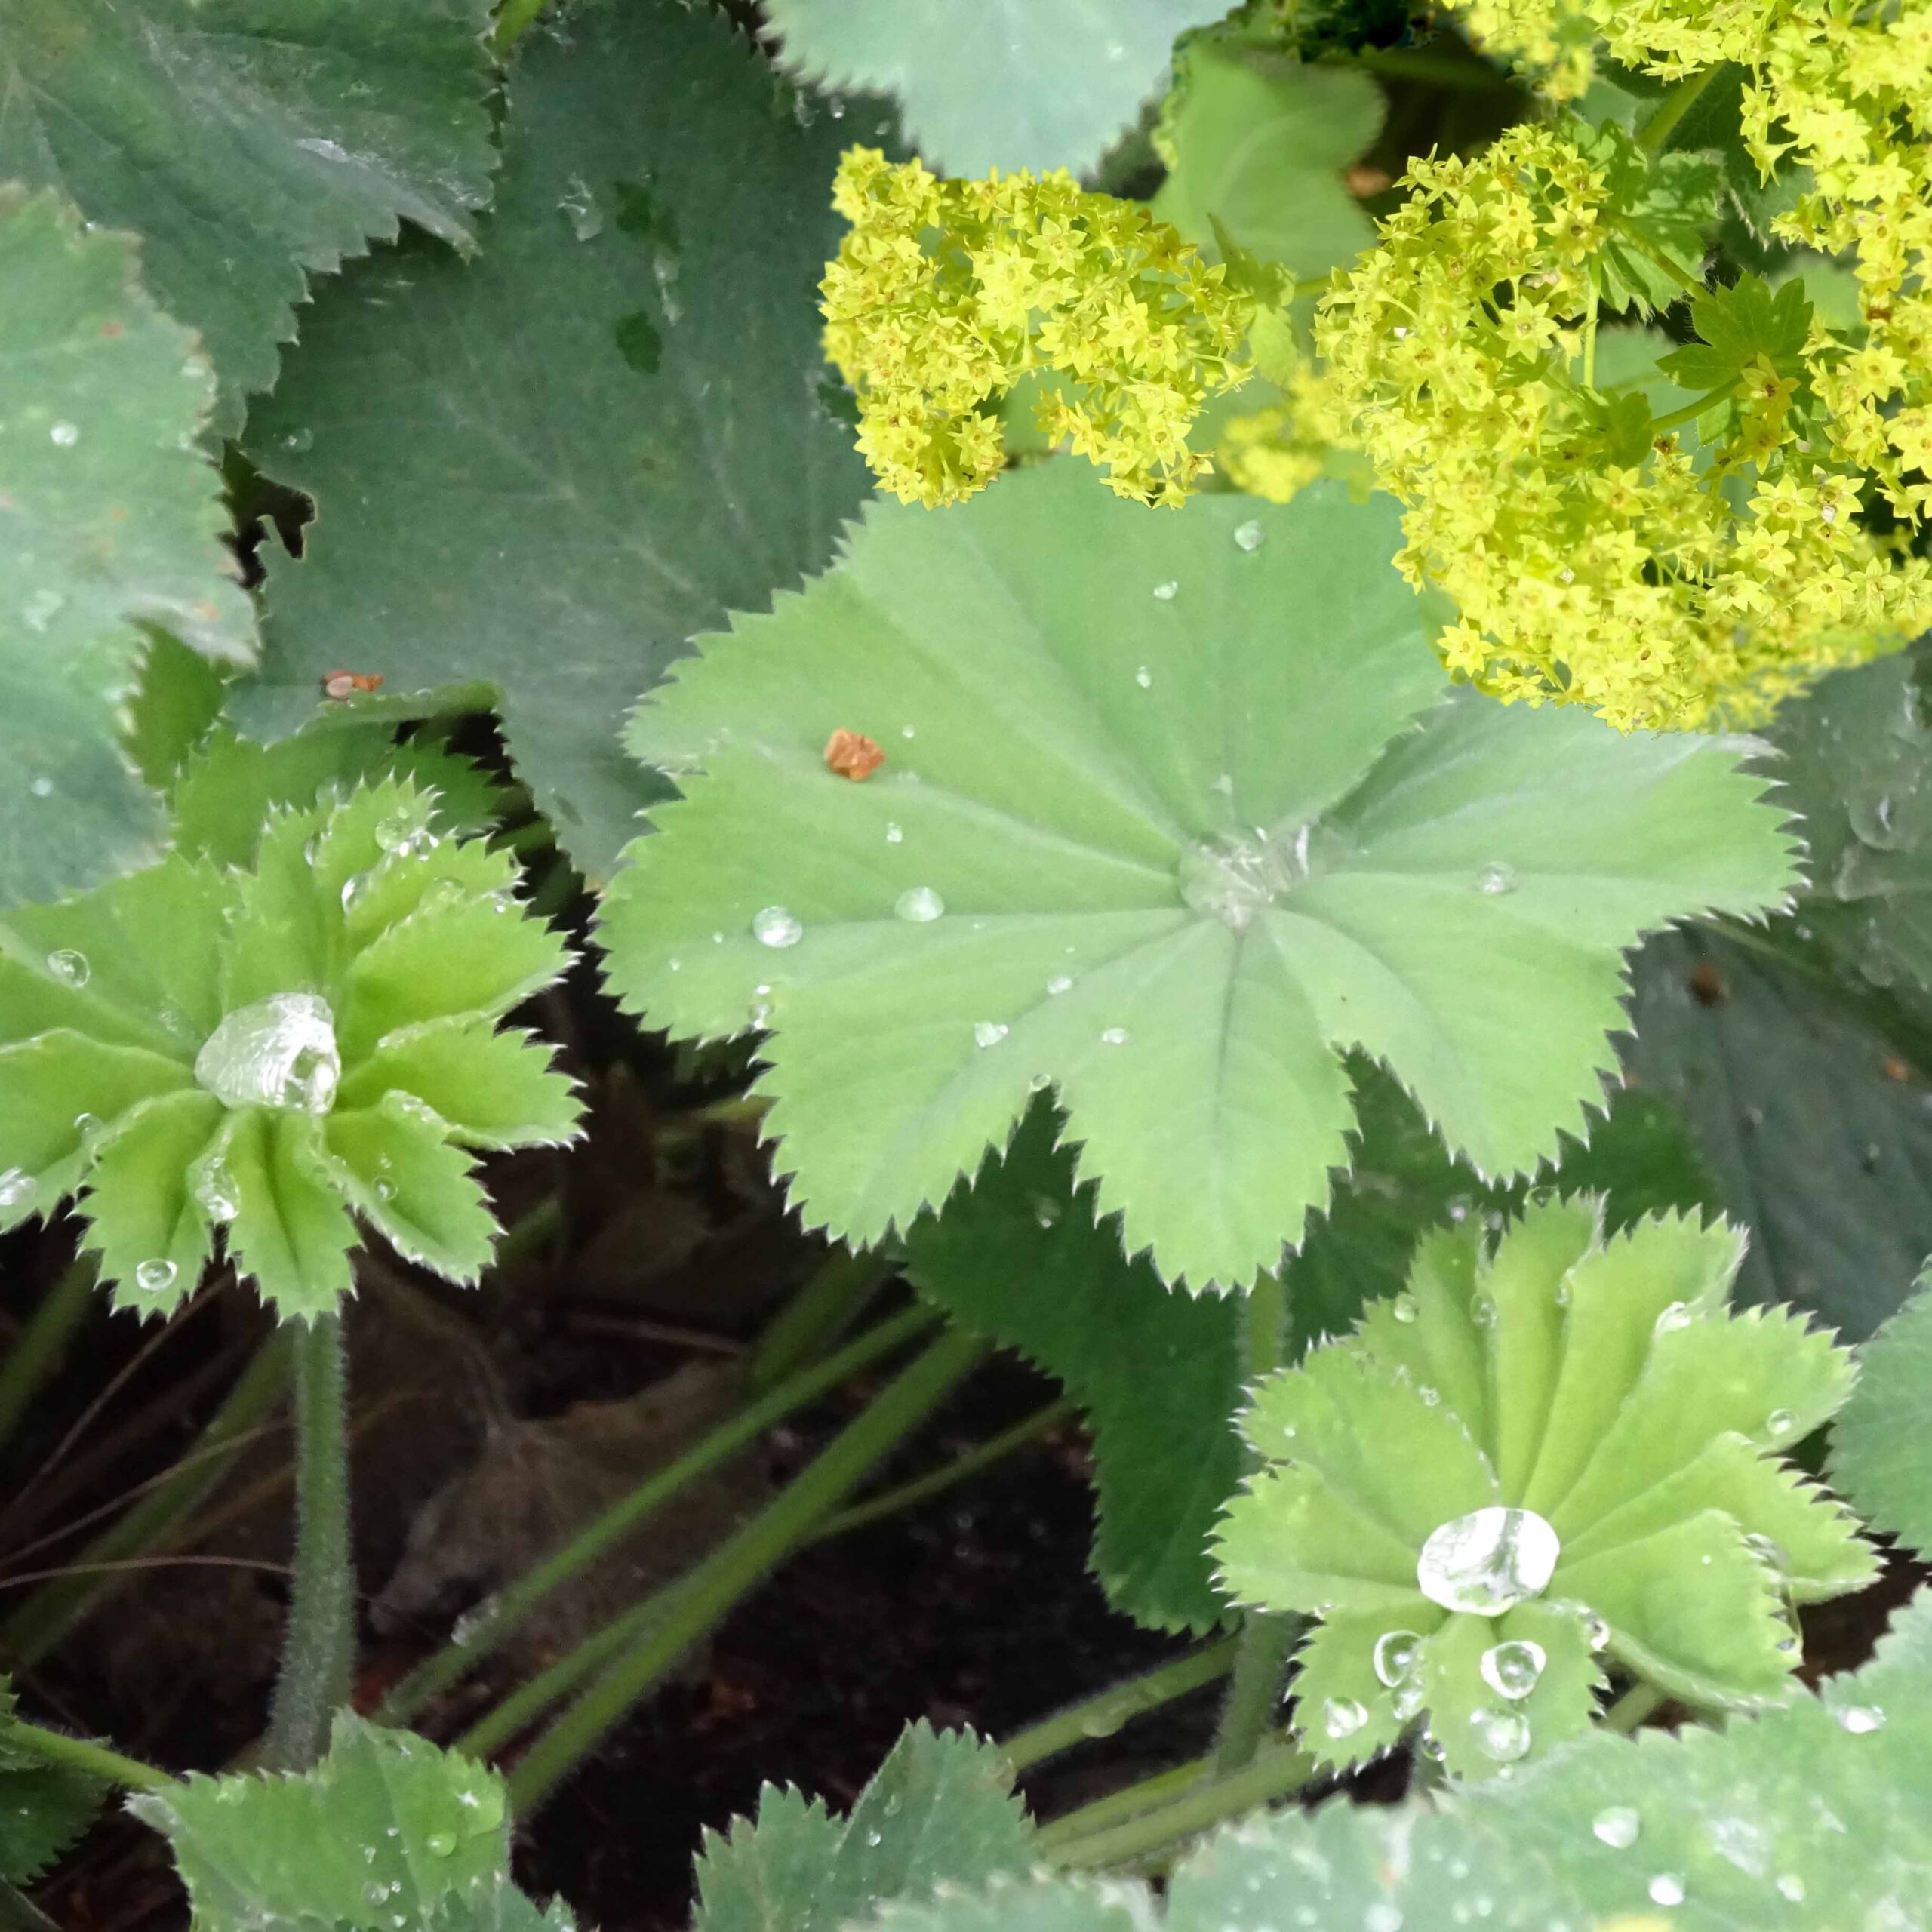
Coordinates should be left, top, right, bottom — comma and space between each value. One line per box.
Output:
0, 1717, 170, 1793
0, 1881, 59, 1931
1001, 1638, 1240, 1774
379, 1303, 940, 1727
1651, 383, 1734, 433
506, 1324, 985, 1810
1032, 1758, 1206, 1852
1211, 1276, 1296, 1779
266, 1315, 352, 1772
1603, 1681, 1667, 1734
0, 1260, 97, 1466
1638, 65, 1722, 156
1582, 297, 1600, 392
744, 1251, 890, 1393
5, 1336, 288, 1664
813, 1396, 1073, 1543
1044, 1742, 1320, 1872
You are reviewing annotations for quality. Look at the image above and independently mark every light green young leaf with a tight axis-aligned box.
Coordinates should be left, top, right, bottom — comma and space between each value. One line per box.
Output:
692, 1720, 1032, 1932
0, 189, 256, 908
1152, 42, 1383, 278
238, 0, 873, 884
0, 770, 578, 1321
1626, 925, 1932, 1340
1829, 1278, 1932, 1562
762, 0, 1229, 177
598, 466, 1798, 1291
128, 1712, 572, 1932
0, 0, 497, 430
1214, 1201, 1873, 1777
866, 1589, 1932, 1932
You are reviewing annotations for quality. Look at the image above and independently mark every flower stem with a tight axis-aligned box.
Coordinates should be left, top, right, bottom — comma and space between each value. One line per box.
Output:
380, 1303, 940, 1727
266, 1314, 352, 1772
1638, 65, 1722, 157
506, 1324, 984, 1810
1603, 1680, 1668, 1734
1000, 1636, 1241, 1774
744, 1249, 891, 1393
1211, 1275, 1297, 1778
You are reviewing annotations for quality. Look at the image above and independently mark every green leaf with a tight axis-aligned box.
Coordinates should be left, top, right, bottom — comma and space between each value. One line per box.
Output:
0, 768, 578, 1321
237, 0, 873, 884
1626, 925, 1932, 1340
762, 0, 1230, 177
866, 1588, 1932, 1932
598, 466, 1798, 1291
0, 189, 256, 906
0, 0, 497, 430
1214, 1201, 1871, 1774
1152, 42, 1383, 280
127, 1712, 568, 1932
1658, 272, 1813, 397
692, 1721, 1032, 1932
1571, 118, 1724, 315
1830, 1279, 1932, 1562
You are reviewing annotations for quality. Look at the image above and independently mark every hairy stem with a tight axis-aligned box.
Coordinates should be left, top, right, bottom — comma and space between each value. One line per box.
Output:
1044, 1742, 1320, 1872
506, 1324, 985, 1810
380, 1303, 940, 1727
0, 1259, 96, 1467
266, 1315, 353, 1772
0, 1717, 171, 1793
744, 1249, 891, 1393
1032, 1758, 1207, 1851
1211, 1276, 1297, 1777
1001, 1637, 1241, 1774
5, 1335, 289, 1664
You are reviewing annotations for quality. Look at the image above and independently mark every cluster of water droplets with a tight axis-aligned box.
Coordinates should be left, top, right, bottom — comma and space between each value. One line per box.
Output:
1178, 824, 1315, 931
194, 992, 341, 1115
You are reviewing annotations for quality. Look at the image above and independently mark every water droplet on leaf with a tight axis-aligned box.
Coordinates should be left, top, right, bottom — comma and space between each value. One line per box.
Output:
884, 823, 903, 844
1100, 1027, 1130, 1047
49, 422, 78, 448
1152, 580, 1178, 600
1416, 1506, 1560, 1614
1479, 1639, 1545, 1700
1134, 666, 1152, 689
752, 906, 803, 948
1372, 1630, 1421, 1687
1653, 1300, 1693, 1336
47, 949, 89, 989
1390, 1294, 1418, 1324
1475, 862, 1517, 895
1469, 1706, 1531, 1762
894, 886, 944, 923
1322, 1696, 1367, 1740
1835, 1703, 1885, 1734
973, 1021, 1008, 1049
1647, 1874, 1685, 1907
558, 174, 604, 239
1046, 974, 1073, 995
194, 992, 341, 1114
1766, 1407, 1797, 1438
1233, 519, 1266, 552
1592, 1806, 1640, 1849
135, 1258, 177, 1294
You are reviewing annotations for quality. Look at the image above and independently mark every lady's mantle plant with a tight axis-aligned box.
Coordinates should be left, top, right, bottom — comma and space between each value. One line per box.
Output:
598, 464, 1798, 1291
0, 777, 579, 1321
1215, 1197, 1875, 1780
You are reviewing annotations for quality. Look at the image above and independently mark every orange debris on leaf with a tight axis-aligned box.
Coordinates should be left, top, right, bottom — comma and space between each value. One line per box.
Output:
823, 727, 885, 780
321, 670, 385, 700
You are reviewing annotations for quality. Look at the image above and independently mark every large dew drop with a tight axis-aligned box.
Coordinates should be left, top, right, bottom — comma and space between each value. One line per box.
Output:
194, 992, 341, 1115
751, 906, 803, 948
1372, 1630, 1422, 1689
1478, 1638, 1545, 1701
1469, 1706, 1531, 1763
1415, 1506, 1559, 1616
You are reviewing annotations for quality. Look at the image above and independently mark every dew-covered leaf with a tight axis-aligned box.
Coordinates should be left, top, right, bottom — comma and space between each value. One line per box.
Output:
761, 0, 1229, 177
1626, 924, 1932, 1340
127, 1712, 553, 1932
0, 189, 255, 906
238, 0, 872, 883
0, 0, 497, 429
599, 466, 1796, 1291
692, 1721, 1032, 1932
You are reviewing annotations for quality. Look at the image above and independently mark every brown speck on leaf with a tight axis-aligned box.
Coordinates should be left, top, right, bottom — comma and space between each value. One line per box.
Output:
321, 669, 384, 700
1345, 164, 1392, 198
1884, 1054, 1913, 1082
823, 727, 885, 780
1689, 960, 1727, 1007
100, 319, 124, 338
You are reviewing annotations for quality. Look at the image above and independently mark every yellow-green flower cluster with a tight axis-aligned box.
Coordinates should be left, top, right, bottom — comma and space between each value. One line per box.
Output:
1306, 123, 1932, 729
820, 147, 1253, 508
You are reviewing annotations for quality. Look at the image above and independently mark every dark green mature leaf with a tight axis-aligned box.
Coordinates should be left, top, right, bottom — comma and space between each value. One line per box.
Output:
1152, 42, 1383, 278
693, 1721, 1032, 1932
238, 0, 874, 883
0, 189, 256, 907
598, 465, 1797, 1291
1831, 1280, 1932, 1561
130, 1713, 574, 1931
762, 0, 1229, 177
1625, 926, 1932, 1341
0, 0, 497, 429
0, 1683, 103, 1884
866, 1588, 1932, 1930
